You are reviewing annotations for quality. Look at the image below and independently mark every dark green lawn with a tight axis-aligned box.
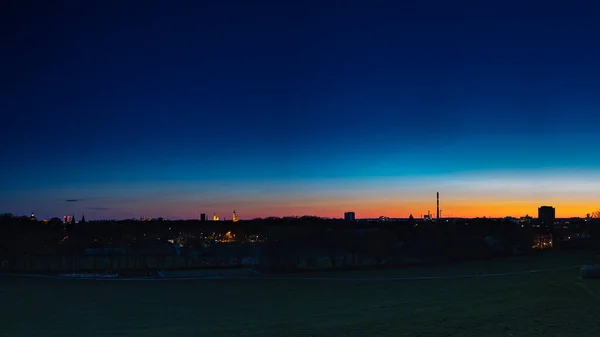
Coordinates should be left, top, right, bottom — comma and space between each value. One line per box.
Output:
1, 251, 599, 337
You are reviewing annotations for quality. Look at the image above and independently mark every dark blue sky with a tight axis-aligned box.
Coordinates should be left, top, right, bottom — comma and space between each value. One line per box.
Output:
2, 1, 600, 219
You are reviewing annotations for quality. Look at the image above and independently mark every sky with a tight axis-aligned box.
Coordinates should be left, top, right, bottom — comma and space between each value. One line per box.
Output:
1, 1, 600, 220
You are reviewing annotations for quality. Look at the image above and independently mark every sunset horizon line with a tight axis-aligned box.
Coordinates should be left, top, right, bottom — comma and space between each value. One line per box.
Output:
16, 209, 598, 222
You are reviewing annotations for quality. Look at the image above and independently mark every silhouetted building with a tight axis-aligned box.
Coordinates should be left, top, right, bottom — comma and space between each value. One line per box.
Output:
200, 213, 206, 221
538, 206, 555, 225
344, 212, 355, 221
81, 214, 86, 224
519, 214, 533, 224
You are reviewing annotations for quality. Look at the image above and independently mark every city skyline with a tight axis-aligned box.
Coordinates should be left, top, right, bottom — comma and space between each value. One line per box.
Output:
4, 169, 600, 220
2, 3, 600, 220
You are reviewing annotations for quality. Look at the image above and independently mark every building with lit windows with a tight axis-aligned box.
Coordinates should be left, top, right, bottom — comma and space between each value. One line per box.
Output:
532, 233, 553, 250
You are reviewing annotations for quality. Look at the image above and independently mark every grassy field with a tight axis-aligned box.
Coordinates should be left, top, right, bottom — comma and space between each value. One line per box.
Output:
1, 251, 599, 337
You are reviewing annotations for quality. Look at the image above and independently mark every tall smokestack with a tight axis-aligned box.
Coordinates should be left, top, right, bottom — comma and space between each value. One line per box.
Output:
436, 192, 440, 219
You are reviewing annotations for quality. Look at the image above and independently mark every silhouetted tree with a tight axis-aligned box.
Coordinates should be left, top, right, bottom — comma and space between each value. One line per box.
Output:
360, 229, 397, 265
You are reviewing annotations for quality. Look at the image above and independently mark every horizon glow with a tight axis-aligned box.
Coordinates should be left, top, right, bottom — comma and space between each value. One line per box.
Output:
3, 169, 599, 220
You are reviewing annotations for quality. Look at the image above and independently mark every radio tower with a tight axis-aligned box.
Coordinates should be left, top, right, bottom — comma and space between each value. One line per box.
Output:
436, 192, 440, 220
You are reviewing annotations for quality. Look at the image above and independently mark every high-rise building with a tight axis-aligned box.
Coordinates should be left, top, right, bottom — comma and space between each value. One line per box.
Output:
538, 206, 555, 225
344, 212, 355, 221
200, 213, 206, 221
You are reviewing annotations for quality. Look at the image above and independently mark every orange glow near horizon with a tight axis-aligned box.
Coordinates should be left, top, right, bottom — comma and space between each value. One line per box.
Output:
232, 200, 597, 219
9, 169, 600, 220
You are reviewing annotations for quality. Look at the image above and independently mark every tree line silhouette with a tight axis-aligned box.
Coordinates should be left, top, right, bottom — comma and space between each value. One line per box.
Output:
0, 213, 598, 274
